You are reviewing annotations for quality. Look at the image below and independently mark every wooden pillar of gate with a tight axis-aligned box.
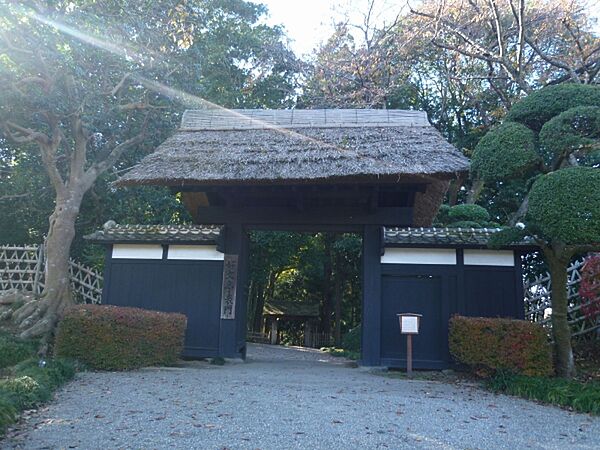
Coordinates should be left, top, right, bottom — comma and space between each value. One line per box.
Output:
361, 225, 382, 366
219, 223, 248, 359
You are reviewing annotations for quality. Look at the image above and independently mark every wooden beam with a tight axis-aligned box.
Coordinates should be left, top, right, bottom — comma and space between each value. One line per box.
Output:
176, 182, 428, 193
196, 206, 413, 226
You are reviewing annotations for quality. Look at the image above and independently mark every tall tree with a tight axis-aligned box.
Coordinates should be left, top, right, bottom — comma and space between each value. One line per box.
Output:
476, 84, 600, 377
0, 0, 300, 343
409, 0, 600, 98
304, 0, 600, 151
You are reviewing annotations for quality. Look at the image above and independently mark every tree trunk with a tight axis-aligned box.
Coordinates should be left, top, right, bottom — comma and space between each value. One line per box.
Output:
447, 175, 463, 206
466, 178, 484, 204
252, 282, 266, 332
333, 254, 343, 346
546, 249, 576, 378
13, 195, 79, 344
321, 234, 334, 334
509, 194, 530, 226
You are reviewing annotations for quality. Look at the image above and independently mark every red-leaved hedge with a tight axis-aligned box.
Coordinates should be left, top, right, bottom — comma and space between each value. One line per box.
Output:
449, 315, 553, 377
55, 305, 187, 370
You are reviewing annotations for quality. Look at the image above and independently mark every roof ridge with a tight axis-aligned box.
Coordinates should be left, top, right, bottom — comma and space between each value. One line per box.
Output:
180, 109, 430, 131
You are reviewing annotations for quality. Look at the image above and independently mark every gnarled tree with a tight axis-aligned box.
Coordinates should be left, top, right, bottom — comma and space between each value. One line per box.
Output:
0, 4, 150, 343
0, 0, 301, 346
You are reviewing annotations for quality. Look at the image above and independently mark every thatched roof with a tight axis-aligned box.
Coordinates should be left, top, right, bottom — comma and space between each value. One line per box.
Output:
117, 109, 469, 187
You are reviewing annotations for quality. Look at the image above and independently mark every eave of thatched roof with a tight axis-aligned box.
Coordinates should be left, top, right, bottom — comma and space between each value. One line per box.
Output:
117, 109, 469, 187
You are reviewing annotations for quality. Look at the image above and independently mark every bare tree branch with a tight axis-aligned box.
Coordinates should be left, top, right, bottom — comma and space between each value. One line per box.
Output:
0, 193, 30, 201
524, 34, 582, 83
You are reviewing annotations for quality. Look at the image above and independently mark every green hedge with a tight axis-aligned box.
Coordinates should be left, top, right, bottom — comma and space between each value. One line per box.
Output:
488, 371, 600, 415
55, 305, 187, 370
449, 316, 553, 377
0, 358, 77, 433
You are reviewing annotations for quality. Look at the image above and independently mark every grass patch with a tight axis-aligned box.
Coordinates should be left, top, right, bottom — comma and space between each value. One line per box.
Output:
0, 358, 78, 433
321, 347, 360, 360
0, 334, 38, 370
0, 333, 79, 434
487, 371, 600, 415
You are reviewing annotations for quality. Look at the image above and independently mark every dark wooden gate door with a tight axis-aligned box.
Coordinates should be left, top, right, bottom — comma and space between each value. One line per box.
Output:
380, 274, 448, 368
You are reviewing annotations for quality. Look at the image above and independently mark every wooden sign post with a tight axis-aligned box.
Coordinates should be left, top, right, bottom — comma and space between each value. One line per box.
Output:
397, 313, 422, 376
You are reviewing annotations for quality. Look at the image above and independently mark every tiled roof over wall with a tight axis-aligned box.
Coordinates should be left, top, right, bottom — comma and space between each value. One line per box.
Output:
85, 223, 221, 244
384, 227, 533, 248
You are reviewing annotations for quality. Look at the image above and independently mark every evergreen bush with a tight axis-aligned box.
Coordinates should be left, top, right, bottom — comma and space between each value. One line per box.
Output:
447, 204, 491, 224
342, 324, 361, 353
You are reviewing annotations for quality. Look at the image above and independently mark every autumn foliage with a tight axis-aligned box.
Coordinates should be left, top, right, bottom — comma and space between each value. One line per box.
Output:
580, 254, 600, 321
449, 316, 553, 377
55, 305, 187, 370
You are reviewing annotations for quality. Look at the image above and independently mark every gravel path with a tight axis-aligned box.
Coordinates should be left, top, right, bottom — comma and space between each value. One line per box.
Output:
3, 344, 600, 450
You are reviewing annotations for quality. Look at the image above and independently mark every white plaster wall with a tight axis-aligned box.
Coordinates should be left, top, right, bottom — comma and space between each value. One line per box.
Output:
167, 245, 224, 261
381, 248, 457, 265
112, 244, 163, 259
463, 249, 514, 266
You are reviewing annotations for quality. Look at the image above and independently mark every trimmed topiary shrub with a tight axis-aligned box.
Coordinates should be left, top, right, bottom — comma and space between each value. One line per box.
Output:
506, 84, 600, 132
447, 204, 491, 224
527, 167, 600, 246
539, 106, 600, 166
449, 315, 553, 377
55, 305, 187, 370
471, 121, 539, 182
